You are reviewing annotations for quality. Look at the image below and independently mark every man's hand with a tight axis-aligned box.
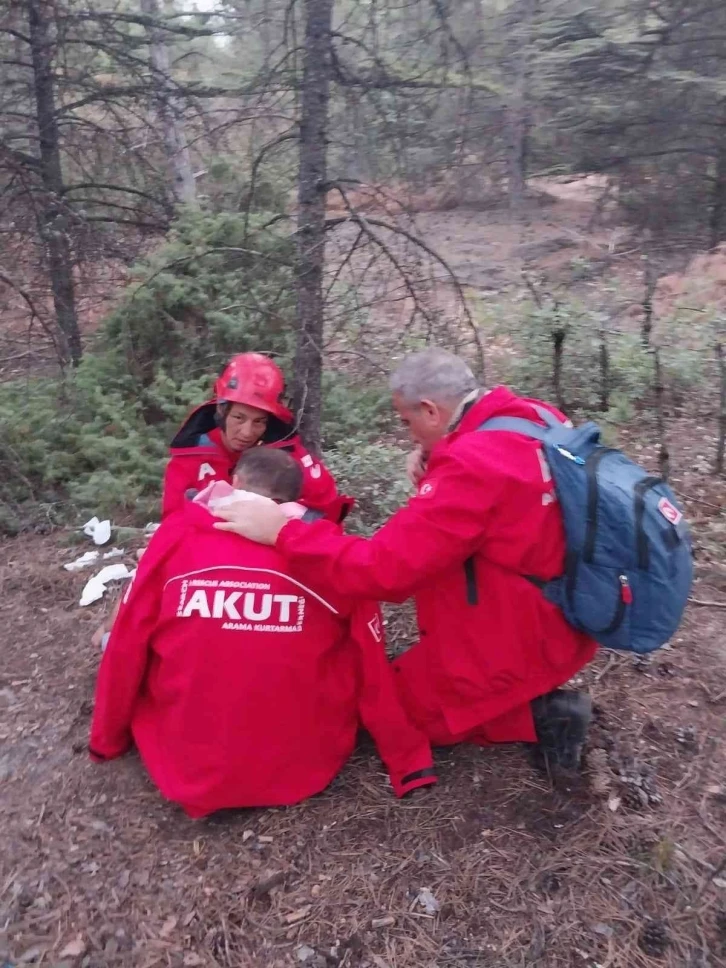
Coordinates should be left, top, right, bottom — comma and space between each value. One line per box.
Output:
406, 447, 427, 487
91, 624, 107, 650
213, 500, 288, 545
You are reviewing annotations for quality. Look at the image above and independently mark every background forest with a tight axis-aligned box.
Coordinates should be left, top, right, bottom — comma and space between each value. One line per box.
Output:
1, 4, 726, 968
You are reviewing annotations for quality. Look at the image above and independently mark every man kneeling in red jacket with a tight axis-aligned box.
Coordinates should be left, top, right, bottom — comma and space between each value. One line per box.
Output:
89, 449, 436, 818
214, 350, 598, 773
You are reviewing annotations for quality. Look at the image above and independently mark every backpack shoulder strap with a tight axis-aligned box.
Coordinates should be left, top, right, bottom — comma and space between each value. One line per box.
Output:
478, 416, 551, 442
479, 405, 566, 442
301, 508, 326, 523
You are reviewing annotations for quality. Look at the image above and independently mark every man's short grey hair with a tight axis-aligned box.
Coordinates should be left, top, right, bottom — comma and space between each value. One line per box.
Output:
390, 349, 478, 406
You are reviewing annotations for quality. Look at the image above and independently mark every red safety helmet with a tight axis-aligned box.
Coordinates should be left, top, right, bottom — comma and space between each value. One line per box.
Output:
214, 353, 292, 422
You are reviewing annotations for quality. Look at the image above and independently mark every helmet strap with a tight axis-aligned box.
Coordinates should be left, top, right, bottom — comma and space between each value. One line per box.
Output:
215, 402, 231, 432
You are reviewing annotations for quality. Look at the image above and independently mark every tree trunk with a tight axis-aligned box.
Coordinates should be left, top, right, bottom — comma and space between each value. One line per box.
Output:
27, 0, 81, 366
507, 77, 528, 217
552, 327, 566, 412
291, 0, 334, 455
140, 0, 197, 208
653, 348, 670, 481
641, 258, 657, 346
506, 0, 537, 217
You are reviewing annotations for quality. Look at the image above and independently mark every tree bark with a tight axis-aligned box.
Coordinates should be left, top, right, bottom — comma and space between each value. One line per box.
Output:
292, 0, 334, 455
641, 258, 657, 346
552, 326, 566, 412
140, 0, 197, 208
27, 0, 81, 365
506, 0, 537, 217
507, 74, 528, 217
653, 348, 670, 481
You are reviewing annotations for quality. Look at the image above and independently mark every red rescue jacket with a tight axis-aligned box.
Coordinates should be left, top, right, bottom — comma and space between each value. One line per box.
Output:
162, 401, 353, 523
273, 387, 598, 738
89, 502, 436, 817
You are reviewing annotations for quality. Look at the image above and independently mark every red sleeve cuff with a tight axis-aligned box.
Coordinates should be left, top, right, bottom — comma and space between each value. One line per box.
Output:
276, 517, 300, 550
88, 739, 131, 762
391, 766, 438, 798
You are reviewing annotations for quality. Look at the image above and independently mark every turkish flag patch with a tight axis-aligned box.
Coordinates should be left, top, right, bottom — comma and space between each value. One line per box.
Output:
417, 481, 438, 499
368, 614, 383, 642
658, 496, 683, 526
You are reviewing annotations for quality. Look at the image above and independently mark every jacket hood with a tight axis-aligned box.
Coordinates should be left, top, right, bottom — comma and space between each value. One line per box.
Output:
170, 400, 297, 451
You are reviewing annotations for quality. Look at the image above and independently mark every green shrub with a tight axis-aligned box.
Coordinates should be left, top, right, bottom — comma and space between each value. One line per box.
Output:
323, 436, 412, 536
100, 209, 297, 390
490, 299, 706, 418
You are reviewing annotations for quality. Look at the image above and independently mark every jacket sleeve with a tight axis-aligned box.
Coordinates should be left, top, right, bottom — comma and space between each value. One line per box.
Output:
292, 443, 355, 524
161, 455, 198, 519
278, 448, 504, 602
89, 524, 175, 760
349, 602, 436, 797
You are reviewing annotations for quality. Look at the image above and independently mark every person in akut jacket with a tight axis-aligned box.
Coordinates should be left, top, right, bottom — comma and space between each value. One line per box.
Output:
162, 352, 353, 523
214, 349, 599, 772
89, 448, 436, 818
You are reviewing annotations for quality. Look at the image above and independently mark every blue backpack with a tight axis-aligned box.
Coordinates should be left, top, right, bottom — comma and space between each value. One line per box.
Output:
478, 407, 693, 654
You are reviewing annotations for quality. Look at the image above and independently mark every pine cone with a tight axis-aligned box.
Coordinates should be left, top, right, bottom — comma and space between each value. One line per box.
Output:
638, 919, 669, 958
622, 784, 648, 811
587, 747, 612, 796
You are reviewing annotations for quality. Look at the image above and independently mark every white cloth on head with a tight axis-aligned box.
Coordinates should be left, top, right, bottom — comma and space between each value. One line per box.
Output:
193, 480, 307, 520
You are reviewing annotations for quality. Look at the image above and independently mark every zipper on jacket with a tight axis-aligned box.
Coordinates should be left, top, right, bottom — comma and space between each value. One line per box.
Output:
633, 476, 661, 570
464, 556, 478, 606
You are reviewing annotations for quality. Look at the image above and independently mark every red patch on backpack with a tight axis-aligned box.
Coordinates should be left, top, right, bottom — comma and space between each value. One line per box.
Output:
658, 496, 682, 526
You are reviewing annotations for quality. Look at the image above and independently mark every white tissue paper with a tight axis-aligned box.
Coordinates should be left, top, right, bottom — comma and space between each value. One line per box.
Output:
102, 547, 125, 560
82, 516, 112, 546
64, 550, 100, 572
79, 563, 135, 607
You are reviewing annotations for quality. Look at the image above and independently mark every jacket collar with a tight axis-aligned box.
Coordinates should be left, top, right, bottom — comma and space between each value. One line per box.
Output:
447, 385, 523, 439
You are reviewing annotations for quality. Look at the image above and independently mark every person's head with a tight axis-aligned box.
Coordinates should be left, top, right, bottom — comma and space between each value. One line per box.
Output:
390, 349, 478, 454
232, 447, 303, 503
217, 401, 269, 452
214, 353, 293, 453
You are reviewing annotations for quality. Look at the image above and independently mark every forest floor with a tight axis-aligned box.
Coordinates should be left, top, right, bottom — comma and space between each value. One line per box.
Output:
2, 185, 726, 968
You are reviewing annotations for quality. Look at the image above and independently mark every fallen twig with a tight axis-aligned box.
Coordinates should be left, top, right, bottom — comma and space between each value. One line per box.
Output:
688, 597, 726, 609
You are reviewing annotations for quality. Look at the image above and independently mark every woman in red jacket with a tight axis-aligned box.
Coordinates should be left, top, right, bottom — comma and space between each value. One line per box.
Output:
93, 354, 352, 651
162, 353, 353, 522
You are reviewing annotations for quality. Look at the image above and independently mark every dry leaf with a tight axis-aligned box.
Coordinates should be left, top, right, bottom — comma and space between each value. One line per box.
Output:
371, 915, 395, 929
183, 953, 205, 966
19, 947, 44, 964
416, 887, 440, 915
59, 937, 86, 958
285, 905, 312, 925
370, 956, 392, 968
607, 796, 621, 812
159, 915, 178, 938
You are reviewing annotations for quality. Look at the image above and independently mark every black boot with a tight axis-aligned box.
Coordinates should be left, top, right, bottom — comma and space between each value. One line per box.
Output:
530, 689, 592, 771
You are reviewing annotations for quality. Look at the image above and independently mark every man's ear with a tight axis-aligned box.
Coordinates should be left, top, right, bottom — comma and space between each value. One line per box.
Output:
419, 399, 439, 421
232, 473, 243, 489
